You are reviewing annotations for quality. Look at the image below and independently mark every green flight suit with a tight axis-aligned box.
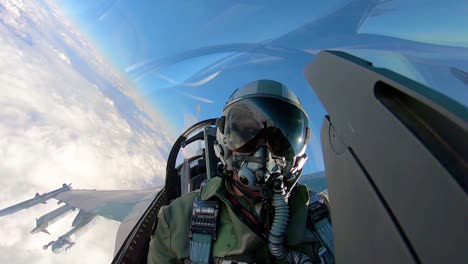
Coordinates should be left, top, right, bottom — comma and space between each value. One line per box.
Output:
147, 176, 320, 263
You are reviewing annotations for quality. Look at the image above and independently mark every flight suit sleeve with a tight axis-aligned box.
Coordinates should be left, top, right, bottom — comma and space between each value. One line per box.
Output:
147, 205, 177, 263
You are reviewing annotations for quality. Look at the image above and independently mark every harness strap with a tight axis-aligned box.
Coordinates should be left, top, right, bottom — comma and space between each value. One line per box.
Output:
190, 233, 214, 264
307, 192, 335, 264
189, 195, 219, 264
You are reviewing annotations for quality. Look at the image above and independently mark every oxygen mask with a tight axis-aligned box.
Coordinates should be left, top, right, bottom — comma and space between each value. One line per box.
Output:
233, 145, 287, 196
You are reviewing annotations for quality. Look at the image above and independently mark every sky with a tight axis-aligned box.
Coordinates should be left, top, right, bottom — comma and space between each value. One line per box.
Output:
54, 0, 468, 174
0, 0, 467, 263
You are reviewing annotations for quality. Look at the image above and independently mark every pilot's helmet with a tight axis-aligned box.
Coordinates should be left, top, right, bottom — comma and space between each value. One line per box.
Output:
215, 80, 310, 190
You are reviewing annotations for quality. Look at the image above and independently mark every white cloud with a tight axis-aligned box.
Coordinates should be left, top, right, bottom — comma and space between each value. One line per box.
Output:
0, 0, 172, 263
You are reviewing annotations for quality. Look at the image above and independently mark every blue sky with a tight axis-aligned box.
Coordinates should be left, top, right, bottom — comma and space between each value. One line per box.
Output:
54, 0, 468, 173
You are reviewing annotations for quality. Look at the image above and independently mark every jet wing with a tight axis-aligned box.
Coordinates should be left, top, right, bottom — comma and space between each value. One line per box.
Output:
0, 184, 163, 255
54, 189, 158, 222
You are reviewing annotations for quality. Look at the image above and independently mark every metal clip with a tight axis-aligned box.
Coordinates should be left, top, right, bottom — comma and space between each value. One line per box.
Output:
189, 197, 219, 240
308, 194, 329, 223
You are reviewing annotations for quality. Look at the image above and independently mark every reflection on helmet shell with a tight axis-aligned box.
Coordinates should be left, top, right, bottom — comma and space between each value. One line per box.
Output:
219, 80, 310, 159
226, 79, 303, 107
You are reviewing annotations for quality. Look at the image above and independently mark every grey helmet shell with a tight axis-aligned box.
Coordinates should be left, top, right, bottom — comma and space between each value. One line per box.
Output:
215, 80, 310, 174
225, 80, 303, 109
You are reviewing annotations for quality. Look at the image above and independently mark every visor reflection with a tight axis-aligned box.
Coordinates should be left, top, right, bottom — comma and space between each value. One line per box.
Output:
223, 97, 309, 158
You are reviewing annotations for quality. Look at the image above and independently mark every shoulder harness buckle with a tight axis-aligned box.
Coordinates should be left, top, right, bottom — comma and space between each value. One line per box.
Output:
189, 188, 220, 264
189, 196, 220, 240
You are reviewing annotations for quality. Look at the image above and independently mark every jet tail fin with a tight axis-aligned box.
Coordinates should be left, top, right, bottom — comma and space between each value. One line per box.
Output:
41, 229, 50, 235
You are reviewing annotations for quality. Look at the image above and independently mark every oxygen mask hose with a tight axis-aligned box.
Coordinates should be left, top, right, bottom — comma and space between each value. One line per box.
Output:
268, 178, 313, 264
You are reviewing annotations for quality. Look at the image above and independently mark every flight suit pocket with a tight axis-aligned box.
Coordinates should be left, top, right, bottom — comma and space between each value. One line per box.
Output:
213, 222, 237, 258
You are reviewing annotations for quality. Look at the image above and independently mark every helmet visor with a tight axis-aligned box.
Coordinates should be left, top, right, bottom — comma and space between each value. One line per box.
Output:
222, 96, 309, 158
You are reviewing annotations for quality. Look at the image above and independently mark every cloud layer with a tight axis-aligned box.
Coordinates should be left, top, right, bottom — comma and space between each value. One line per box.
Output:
0, 0, 172, 263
